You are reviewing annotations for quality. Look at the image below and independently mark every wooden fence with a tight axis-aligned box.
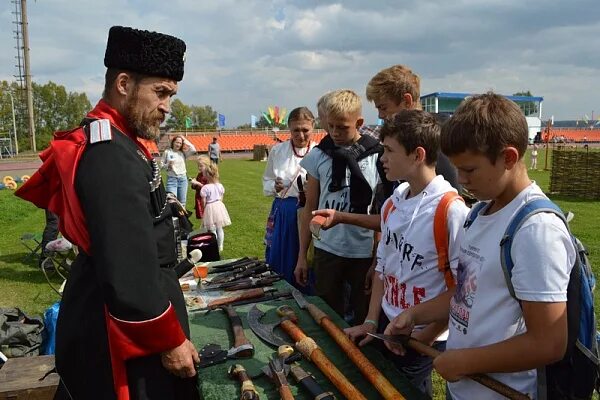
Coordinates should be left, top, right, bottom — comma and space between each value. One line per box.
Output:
550, 146, 600, 199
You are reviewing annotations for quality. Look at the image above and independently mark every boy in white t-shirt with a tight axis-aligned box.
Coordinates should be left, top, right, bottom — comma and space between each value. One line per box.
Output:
338, 109, 468, 395
384, 92, 576, 399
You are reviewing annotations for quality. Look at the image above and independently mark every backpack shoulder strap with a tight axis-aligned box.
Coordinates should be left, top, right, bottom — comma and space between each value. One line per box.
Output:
434, 192, 464, 289
382, 197, 396, 223
463, 201, 488, 229
500, 198, 566, 300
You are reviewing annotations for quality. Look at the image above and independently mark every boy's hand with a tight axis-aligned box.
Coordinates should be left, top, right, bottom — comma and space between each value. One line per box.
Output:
344, 323, 376, 347
383, 311, 416, 356
161, 339, 200, 378
433, 349, 466, 382
294, 259, 308, 286
311, 209, 339, 230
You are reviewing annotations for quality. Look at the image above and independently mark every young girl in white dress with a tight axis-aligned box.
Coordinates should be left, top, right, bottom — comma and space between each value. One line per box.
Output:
200, 162, 231, 252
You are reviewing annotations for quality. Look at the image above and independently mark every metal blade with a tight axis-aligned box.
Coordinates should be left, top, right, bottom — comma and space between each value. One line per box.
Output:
247, 305, 289, 347
366, 332, 409, 346
291, 288, 309, 309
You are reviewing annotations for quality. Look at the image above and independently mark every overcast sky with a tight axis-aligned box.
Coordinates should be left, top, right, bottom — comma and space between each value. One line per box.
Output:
1, 0, 598, 127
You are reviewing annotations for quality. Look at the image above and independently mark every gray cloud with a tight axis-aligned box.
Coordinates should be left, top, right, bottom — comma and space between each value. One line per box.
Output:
0, 0, 598, 127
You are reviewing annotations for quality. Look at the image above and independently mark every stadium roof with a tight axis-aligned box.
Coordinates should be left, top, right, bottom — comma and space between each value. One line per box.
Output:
420, 92, 543, 102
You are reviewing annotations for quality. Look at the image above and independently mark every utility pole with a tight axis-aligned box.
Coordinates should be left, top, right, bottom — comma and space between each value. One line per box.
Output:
6, 91, 19, 155
21, 0, 36, 152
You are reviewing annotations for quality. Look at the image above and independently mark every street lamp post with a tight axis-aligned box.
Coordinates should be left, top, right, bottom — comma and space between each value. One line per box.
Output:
5, 91, 18, 155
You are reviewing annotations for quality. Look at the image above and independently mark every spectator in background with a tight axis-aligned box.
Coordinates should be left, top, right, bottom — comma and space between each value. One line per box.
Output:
530, 143, 538, 170
39, 210, 59, 268
263, 107, 317, 290
208, 136, 221, 164
200, 161, 231, 252
162, 135, 196, 206
190, 155, 210, 219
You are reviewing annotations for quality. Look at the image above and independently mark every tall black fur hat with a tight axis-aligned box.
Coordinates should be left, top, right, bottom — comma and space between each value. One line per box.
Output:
104, 26, 186, 81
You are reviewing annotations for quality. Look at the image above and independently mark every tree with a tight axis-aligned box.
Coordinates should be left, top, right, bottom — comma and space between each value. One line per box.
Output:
513, 91, 538, 116
32, 81, 92, 149
166, 101, 217, 130
0, 80, 91, 151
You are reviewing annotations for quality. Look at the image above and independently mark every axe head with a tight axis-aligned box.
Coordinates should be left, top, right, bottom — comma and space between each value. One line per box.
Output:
247, 305, 289, 348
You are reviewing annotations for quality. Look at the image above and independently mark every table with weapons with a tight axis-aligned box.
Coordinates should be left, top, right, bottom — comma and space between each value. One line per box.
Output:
180, 258, 427, 400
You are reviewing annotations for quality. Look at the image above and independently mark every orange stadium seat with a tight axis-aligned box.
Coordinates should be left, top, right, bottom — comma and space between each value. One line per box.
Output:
551, 129, 600, 142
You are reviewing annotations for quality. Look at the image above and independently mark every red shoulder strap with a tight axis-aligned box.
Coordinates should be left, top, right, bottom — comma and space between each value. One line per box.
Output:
433, 192, 464, 289
382, 198, 396, 223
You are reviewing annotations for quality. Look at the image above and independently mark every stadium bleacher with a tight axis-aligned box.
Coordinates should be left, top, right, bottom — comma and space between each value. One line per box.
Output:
550, 128, 600, 142
160, 130, 329, 153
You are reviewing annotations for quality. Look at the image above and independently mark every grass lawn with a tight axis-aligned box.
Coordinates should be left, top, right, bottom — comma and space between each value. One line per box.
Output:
1, 148, 598, 399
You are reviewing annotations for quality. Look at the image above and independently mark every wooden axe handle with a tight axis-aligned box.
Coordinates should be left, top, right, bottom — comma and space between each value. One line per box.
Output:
278, 384, 295, 400
223, 305, 253, 351
405, 337, 530, 400
281, 320, 367, 400
305, 304, 405, 400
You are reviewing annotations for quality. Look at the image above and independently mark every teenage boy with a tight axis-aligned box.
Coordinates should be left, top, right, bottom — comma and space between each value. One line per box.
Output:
344, 109, 468, 395
366, 64, 460, 190
385, 92, 575, 399
294, 89, 381, 323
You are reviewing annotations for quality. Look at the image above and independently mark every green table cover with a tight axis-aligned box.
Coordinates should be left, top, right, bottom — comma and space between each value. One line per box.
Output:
188, 270, 428, 400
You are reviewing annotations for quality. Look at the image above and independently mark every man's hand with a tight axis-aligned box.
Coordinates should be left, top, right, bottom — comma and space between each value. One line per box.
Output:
294, 259, 308, 286
311, 209, 339, 230
344, 323, 377, 347
383, 311, 416, 356
161, 339, 200, 378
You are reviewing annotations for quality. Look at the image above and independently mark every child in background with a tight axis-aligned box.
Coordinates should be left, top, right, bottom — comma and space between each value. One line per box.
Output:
190, 156, 211, 220
385, 92, 575, 399
200, 162, 231, 252
530, 143, 538, 170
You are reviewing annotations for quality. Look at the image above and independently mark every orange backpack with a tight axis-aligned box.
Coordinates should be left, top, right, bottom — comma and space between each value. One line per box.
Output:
382, 191, 463, 288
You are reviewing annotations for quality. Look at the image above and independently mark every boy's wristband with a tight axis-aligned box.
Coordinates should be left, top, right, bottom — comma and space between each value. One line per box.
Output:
364, 319, 377, 327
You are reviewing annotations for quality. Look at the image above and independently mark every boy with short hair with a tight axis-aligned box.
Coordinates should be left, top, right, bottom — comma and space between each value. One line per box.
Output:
367, 65, 460, 191
366, 64, 421, 119
345, 109, 468, 395
385, 92, 575, 399
294, 89, 381, 323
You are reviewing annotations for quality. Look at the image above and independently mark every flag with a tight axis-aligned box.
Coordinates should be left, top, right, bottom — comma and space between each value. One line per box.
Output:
377, 118, 384, 126
218, 113, 226, 128
584, 114, 590, 124
185, 116, 193, 129
251, 115, 258, 128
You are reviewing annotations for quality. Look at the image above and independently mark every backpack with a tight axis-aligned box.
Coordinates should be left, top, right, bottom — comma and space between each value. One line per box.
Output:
382, 191, 463, 288
466, 198, 600, 400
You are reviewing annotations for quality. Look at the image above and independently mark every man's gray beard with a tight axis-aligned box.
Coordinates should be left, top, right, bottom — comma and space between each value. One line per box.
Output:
124, 104, 160, 140
132, 122, 160, 140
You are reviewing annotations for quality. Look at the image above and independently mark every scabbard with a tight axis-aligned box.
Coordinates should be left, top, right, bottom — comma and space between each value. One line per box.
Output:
290, 364, 335, 400
207, 288, 268, 308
